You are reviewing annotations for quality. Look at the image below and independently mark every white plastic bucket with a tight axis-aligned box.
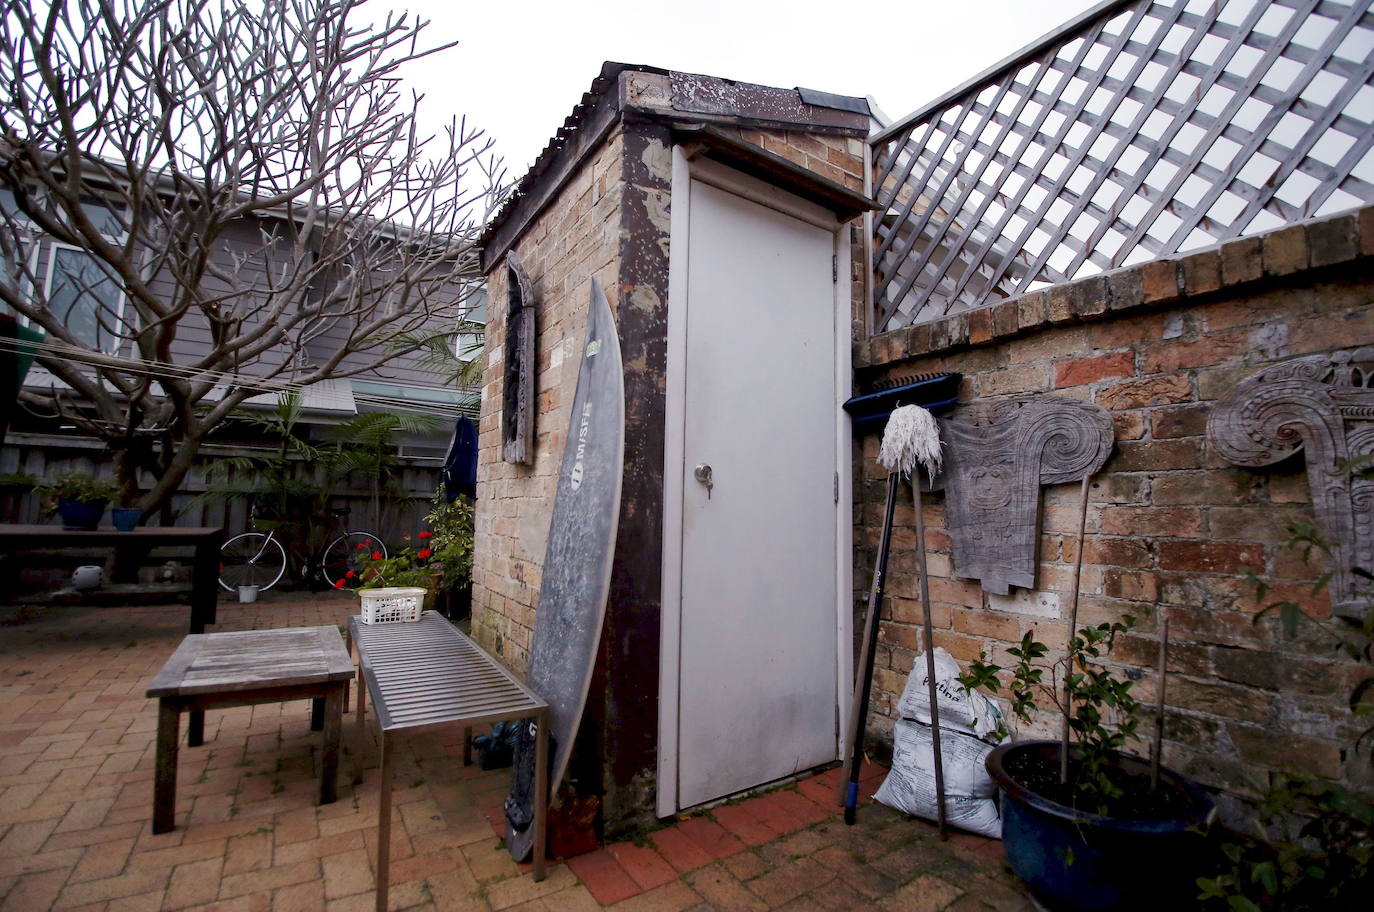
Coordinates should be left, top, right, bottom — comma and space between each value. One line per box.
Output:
237, 585, 259, 604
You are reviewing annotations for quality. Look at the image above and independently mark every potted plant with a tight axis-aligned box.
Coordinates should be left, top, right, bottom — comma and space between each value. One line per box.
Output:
343, 534, 435, 624
111, 497, 143, 532
423, 488, 474, 619
36, 472, 120, 530
959, 618, 1214, 911
1196, 522, 1374, 909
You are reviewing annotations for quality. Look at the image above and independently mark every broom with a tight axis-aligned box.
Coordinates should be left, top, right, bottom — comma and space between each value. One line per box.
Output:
843, 405, 947, 837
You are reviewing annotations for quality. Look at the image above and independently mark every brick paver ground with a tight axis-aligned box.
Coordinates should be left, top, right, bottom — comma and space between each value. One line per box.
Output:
0, 594, 1035, 911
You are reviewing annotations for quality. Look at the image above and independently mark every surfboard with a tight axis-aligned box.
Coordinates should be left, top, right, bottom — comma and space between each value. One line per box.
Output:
505, 277, 625, 862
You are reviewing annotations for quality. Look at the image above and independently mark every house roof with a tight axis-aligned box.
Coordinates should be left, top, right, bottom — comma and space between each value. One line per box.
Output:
478, 62, 873, 273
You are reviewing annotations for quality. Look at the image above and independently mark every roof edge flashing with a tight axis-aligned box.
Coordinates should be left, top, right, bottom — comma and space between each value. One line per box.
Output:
480, 63, 872, 272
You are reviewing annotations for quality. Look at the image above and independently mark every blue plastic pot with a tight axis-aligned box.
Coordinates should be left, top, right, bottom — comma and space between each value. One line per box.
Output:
986, 740, 1213, 912
112, 507, 142, 532
57, 498, 107, 531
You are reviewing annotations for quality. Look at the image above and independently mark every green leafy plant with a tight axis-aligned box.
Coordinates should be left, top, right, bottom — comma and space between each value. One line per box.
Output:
1196, 521, 1374, 910
36, 471, 120, 510
957, 616, 1141, 813
423, 487, 474, 592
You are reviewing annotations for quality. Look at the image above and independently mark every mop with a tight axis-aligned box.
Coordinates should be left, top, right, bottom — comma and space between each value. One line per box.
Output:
843, 404, 948, 838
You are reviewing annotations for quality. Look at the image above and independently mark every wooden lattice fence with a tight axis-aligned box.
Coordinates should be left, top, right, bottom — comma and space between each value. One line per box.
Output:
871, 0, 1374, 332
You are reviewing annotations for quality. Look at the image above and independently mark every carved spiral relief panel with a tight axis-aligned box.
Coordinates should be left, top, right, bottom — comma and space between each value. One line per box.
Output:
936, 398, 1114, 595
1207, 350, 1374, 619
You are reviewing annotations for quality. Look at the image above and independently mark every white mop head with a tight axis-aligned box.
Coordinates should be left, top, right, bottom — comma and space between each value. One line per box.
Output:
879, 404, 943, 479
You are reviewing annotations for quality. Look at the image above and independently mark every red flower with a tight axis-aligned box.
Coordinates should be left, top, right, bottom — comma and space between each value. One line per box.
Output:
418, 548, 433, 559
403, 532, 411, 540
418, 531, 433, 540
332, 579, 345, 589
357, 543, 367, 551
345, 570, 355, 579
371, 552, 382, 560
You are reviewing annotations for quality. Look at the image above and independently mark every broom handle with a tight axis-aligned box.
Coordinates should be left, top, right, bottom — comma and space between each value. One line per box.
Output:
913, 479, 947, 840
841, 471, 898, 822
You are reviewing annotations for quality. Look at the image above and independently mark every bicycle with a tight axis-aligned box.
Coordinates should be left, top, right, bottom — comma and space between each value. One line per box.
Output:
218, 506, 386, 592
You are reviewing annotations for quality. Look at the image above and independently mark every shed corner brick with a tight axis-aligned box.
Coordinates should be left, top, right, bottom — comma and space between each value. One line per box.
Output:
1262, 223, 1308, 277
1307, 213, 1359, 268
1141, 259, 1181, 305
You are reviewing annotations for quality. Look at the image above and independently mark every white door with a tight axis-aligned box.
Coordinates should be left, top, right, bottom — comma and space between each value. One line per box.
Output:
670, 174, 842, 810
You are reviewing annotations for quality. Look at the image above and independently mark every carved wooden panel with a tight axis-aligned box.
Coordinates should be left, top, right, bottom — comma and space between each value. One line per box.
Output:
1208, 350, 1374, 619
502, 252, 535, 465
935, 397, 1114, 595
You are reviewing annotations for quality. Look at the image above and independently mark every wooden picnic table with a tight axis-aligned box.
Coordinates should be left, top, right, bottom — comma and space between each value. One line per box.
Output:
145, 625, 355, 834
0, 524, 224, 633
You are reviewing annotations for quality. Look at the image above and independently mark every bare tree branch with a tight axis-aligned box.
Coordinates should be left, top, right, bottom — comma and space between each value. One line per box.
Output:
0, 0, 505, 513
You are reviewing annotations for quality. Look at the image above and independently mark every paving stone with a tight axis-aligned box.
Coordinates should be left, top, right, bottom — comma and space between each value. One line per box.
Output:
720, 849, 770, 882
0, 600, 1035, 912
674, 816, 746, 860
709, 805, 775, 847
164, 856, 224, 909
648, 828, 714, 873
483, 863, 578, 910
878, 873, 965, 911
745, 857, 835, 906
601, 881, 700, 912
566, 848, 642, 905
606, 842, 679, 891
68, 835, 136, 884
683, 863, 768, 911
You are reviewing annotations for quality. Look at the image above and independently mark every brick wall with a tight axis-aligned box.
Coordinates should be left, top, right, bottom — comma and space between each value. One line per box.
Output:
854, 207, 1374, 812
471, 129, 625, 670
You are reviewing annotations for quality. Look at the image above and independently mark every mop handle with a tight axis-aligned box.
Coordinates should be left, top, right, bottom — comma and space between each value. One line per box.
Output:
913, 480, 948, 839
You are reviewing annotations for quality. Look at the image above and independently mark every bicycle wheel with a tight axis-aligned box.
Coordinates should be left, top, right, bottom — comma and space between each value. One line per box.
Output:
219, 532, 288, 592
321, 531, 387, 588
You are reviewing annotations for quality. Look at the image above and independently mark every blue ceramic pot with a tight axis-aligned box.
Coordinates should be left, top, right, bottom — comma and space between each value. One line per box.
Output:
112, 507, 142, 532
57, 498, 107, 531
986, 740, 1213, 912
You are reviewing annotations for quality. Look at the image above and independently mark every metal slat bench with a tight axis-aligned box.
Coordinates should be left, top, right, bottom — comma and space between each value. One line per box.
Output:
348, 611, 548, 912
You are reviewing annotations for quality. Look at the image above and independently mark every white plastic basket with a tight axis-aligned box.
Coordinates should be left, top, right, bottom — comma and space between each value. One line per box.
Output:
359, 587, 426, 624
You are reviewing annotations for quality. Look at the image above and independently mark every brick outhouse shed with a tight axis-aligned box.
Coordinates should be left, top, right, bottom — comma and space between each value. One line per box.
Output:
472, 62, 876, 836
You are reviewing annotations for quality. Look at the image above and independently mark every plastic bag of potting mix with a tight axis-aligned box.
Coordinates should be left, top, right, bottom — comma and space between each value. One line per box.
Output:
897, 647, 1004, 739
873, 719, 1002, 838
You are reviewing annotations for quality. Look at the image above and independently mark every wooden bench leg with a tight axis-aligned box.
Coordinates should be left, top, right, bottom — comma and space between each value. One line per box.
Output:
375, 730, 393, 912
187, 710, 205, 747
533, 713, 547, 882
311, 697, 324, 732
153, 700, 179, 834
319, 687, 342, 805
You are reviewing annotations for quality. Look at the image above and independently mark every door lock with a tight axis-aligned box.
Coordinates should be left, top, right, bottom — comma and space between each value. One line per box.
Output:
693, 464, 713, 499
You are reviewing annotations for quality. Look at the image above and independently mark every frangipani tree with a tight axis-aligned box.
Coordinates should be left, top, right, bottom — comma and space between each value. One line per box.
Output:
0, 0, 503, 515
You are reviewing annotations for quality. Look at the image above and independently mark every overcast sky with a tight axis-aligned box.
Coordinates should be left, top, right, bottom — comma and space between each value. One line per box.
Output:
373, 0, 1102, 177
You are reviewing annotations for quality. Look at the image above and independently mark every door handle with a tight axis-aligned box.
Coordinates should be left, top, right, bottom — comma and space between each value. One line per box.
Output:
693, 464, 713, 499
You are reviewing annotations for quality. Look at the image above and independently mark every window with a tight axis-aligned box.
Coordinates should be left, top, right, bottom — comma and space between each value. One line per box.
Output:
0, 188, 128, 353
44, 243, 125, 353
454, 286, 486, 364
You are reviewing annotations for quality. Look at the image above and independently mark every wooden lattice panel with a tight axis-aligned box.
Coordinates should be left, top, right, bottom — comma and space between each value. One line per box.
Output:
871, 0, 1374, 332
